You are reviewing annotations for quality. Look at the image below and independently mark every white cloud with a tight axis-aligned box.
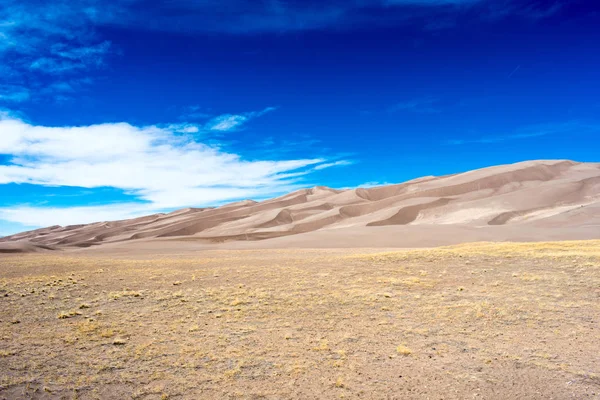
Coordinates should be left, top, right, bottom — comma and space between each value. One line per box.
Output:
206, 107, 277, 132
208, 115, 249, 132
163, 123, 201, 134
0, 113, 350, 228
313, 160, 354, 170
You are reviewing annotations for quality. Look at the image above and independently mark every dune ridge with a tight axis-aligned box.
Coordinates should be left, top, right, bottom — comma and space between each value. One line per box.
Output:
1, 159, 599, 252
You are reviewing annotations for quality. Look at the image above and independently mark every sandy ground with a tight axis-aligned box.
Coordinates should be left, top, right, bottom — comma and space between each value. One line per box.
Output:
1, 241, 600, 399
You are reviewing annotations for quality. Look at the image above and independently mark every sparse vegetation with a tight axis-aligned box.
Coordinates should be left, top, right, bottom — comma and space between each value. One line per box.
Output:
1, 241, 599, 398
57, 310, 81, 319
396, 344, 412, 356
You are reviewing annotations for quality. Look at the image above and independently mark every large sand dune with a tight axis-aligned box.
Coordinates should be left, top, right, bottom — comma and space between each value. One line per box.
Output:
2, 159, 599, 253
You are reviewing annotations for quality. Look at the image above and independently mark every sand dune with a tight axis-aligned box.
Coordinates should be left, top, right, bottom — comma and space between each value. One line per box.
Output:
1, 159, 599, 252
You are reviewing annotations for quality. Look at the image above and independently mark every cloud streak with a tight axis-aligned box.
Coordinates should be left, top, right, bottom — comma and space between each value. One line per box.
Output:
0, 85, 30, 103
0, 113, 349, 228
507, 64, 521, 78
109, 0, 464, 34
0, 0, 111, 103
313, 160, 354, 170
104, 0, 559, 34
206, 107, 277, 132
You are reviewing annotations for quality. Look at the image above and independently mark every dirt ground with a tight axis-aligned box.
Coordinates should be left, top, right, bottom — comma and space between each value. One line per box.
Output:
1, 241, 599, 399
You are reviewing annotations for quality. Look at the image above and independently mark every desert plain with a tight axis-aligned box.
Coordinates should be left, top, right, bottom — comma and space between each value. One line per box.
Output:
1, 241, 600, 399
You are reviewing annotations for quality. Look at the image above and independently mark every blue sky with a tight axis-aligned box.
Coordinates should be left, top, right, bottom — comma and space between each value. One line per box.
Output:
1, 0, 599, 235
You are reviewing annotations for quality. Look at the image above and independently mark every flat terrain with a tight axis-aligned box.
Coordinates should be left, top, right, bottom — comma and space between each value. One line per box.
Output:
1, 241, 600, 399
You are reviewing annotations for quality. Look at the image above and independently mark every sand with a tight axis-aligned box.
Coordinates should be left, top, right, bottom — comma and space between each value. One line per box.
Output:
1, 159, 599, 254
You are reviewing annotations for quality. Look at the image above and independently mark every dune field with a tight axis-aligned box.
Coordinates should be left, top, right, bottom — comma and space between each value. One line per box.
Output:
1, 160, 599, 253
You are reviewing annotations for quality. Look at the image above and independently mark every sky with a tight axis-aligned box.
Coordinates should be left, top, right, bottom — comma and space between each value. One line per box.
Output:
1, 0, 599, 236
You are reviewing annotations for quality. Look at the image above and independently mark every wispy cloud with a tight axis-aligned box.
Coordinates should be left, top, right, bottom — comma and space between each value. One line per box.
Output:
507, 64, 521, 78
207, 115, 250, 132
0, 1, 109, 63
0, 85, 30, 103
29, 42, 111, 74
157, 107, 276, 136
118, 0, 564, 34
0, 0, 111, 103
484, 1, 564, 20
206, 107, 277, 132
110, 0, 485, 34
445, 121, 600, 145
0, 0, 566, 105
0, 0, 560, 45
313, 160, 354, 170
111, 0, 563, 35
389, 97, 441, 113
0, 112, 351, 227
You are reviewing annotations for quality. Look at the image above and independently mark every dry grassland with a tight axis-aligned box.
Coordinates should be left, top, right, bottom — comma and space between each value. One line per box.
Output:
1, 241, 600, 399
